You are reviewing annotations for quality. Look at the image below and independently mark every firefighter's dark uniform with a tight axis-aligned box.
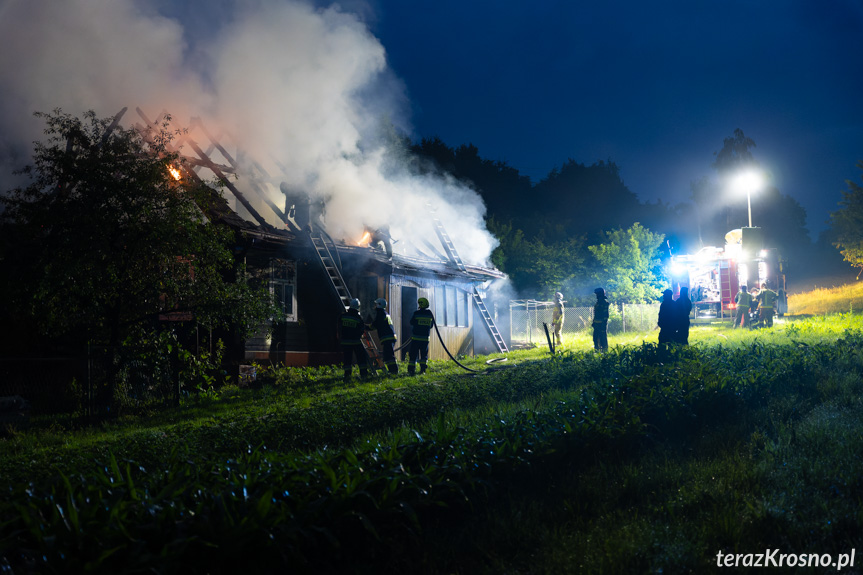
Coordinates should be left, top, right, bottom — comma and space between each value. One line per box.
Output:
674, 287, 693, 344
339, 307, 369, 381
408, 308, 434, 375
592, 291, 610, 352
734, 289, 752, 328
758, 287, 779, 327
657, 290, 675, 345
371, 307, 398, 374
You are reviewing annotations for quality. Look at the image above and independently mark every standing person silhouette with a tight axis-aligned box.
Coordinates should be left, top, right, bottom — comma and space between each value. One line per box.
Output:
673, 286, 692, 344
657, 289, 675, 346
592, 287, 609, 352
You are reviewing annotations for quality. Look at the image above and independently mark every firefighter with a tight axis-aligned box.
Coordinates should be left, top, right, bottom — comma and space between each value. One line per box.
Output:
592, 287, 609, 352
339, 298, 370, 382
749, 286, 762, 328
552, 292, 565, 349
657, 289, 675, 345
673, 286, 693, 344
408, 297, 434, 375
757, 282, 779, 327
734, 285, 752, 329
371, 298, 398, 374
366, 225, 393, 259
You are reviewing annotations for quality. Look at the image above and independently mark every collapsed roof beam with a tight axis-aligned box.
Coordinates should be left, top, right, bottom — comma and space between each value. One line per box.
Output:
188, 117, 286, 225
184, 138, 274, 230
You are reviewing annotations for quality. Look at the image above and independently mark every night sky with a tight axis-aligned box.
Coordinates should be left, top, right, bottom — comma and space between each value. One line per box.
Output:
1, 0, 861, 242
368, 1, 863, 236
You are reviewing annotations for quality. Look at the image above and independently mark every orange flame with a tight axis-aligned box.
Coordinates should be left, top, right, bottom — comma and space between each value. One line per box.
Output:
358, 231, 371, 246
168, 166, 182, 181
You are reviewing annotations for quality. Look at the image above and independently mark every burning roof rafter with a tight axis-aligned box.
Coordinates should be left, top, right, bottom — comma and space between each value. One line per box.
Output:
132, 108, 291, 234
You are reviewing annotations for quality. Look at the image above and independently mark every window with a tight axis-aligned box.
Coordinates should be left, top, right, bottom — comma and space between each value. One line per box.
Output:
445, 286, 457, 327
432, 285, 469, 327
458, 289, 469, 327
434, 285, 445, 322
271, 258, 297, 322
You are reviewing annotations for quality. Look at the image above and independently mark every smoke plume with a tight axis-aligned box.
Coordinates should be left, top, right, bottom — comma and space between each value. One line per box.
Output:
0, 0, 497, 265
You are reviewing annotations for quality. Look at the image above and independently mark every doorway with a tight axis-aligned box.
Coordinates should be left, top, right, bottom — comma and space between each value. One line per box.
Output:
400, 286, 418, 360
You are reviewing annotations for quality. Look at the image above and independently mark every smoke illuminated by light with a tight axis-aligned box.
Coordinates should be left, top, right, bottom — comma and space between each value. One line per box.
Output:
0, 0, 499, 266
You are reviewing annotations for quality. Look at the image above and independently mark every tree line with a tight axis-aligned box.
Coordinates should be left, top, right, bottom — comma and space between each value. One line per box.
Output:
409, 129, 853, 303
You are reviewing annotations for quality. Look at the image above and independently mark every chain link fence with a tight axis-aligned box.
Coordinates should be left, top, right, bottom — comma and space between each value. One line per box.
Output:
509, 300, 661, 346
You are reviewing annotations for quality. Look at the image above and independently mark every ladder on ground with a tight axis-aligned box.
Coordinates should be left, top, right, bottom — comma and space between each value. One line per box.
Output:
310, 229, 383, 369
427, 205, 508, 353
472, 288, 509, 353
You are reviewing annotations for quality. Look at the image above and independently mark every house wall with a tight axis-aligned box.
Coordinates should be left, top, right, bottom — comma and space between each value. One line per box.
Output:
238, 242, 497, 368
242, 247, 342, 366
389, 273, 474, 362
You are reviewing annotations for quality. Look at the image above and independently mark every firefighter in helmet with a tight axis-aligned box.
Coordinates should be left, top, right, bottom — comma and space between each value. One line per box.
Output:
408, 297, 434, 375
370, 298, 398, 375
551, 292, 565, 349
757, 282, 779, 328
339, 298, 370, 382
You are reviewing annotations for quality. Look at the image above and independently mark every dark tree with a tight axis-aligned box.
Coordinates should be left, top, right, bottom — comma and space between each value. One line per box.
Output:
0, 109, 277, 400
410, 137, 532, 221
830, 160, 863, 276
532, 159, 642, 241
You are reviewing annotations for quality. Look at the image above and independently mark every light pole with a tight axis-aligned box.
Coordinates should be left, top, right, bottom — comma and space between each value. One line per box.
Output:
732, 170, 763, 227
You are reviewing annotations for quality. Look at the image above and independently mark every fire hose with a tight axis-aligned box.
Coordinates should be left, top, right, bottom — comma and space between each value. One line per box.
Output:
433, 319, 507, 373
380, 317, 507, 373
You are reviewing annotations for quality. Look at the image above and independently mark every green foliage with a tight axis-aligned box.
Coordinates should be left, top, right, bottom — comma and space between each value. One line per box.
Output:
488, 217, 586, 299
0, 109, 279, 348
587, 222, 665, 303
830, 160, 863, 275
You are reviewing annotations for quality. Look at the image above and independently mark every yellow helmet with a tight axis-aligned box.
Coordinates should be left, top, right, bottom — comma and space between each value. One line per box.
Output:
417, 297, 430, 309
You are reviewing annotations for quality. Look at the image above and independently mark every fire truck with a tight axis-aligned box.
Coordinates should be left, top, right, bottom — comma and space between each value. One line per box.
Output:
667, 227, 787, 319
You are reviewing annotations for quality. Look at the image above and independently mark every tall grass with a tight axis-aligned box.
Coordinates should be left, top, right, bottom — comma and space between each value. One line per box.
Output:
788, 279, 863, 315
3, 312, 863, 572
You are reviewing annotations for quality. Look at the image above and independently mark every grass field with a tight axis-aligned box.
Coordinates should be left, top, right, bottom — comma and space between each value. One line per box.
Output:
788, 278, 863, 316
2, 294, 863, 573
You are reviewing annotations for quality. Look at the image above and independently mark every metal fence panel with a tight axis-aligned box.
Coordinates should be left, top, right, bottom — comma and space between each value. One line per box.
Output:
509, 300, 660, 344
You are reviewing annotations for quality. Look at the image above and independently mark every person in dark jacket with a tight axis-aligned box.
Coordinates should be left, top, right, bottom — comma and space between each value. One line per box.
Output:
657, 289, 675, 346
339, 298, 369, 382
408, 297, 434, 375
757, 282, 779, 327
673, 286, 693, 344
371, 298, 398, 374
592, 287, 610, 352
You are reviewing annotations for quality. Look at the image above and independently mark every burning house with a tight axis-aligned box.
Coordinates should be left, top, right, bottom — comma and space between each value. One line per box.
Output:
132, 108, 508, 368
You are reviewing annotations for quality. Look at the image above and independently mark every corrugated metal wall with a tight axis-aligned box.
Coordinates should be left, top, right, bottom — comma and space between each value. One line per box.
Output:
389, 273, 474, 361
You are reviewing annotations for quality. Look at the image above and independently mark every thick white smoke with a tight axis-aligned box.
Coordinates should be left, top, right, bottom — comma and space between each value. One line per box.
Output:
0, 0, 498, 265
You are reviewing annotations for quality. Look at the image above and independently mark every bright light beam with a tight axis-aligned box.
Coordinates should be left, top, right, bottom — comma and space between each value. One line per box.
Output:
731, 170, 764, 227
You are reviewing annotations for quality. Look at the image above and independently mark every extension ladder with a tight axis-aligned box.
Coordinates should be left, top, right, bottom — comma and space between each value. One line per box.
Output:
310, 229, 383, 370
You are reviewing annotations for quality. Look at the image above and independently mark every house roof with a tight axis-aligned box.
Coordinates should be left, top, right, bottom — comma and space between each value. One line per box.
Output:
128, 108, 503, 283
335, 243, 505, 282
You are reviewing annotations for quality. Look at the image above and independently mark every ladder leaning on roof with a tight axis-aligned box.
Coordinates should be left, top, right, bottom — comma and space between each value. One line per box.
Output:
309, 228, 383, 370
427, 205, 508, 354
471, 288, 509, 353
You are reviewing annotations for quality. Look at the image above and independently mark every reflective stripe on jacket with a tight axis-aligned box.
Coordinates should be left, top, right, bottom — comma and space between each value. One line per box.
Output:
339, 309, 366, 345
410, 309, 435, 342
